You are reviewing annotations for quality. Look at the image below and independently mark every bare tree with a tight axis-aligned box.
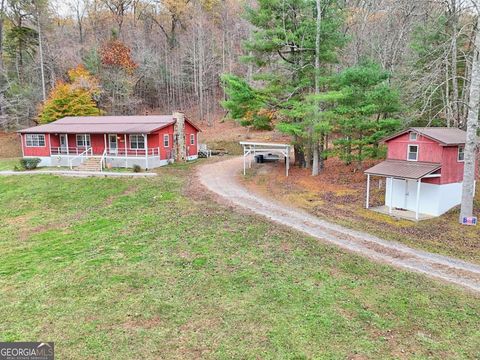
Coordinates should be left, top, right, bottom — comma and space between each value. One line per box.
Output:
459, 11, 480, 222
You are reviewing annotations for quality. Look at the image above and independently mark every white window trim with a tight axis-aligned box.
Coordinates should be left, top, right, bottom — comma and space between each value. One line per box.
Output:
25, 134, 46, 147
129, 134, 146, 150
163, 134, 170, 148
190, 133, 195, 145
76, 134, 91, 147
407, 144, 419, 161
409, 132, 417, 141
458, 145, 465, 162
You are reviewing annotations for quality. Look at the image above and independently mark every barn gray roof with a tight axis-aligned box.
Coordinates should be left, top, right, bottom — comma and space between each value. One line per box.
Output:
18, 115, 201, 134
365, 160, 441, 179
384, 127, 471, 146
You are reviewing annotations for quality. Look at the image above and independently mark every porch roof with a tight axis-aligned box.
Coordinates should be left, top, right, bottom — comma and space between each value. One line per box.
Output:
18, 115, 177, 134
364, 160, 441, 179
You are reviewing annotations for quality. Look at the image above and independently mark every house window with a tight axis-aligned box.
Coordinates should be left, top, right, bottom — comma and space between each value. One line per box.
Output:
409, 132, 417, 141
458, 146, 465, 162
130, 134, 145, 149
408, 144, 418, 161
76, 134, 91, 147
163, 134, 169, 148
25, 134, 45, 147
190, 134, 195, 145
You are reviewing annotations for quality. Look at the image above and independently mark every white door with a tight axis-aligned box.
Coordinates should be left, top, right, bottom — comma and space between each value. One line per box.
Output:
59, 134, 67, 153
109, 134, 118, 154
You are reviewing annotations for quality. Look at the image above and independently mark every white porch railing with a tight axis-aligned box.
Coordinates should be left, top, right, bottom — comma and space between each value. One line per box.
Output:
52, 147, 160, 158
69, 147, 93, 169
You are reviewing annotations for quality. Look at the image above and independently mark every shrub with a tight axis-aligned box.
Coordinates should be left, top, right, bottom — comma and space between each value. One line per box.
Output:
132, 164, 142, 173
19, 158, 41, 170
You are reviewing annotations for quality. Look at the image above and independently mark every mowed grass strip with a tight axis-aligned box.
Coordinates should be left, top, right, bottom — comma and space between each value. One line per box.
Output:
0, 169, 479, 359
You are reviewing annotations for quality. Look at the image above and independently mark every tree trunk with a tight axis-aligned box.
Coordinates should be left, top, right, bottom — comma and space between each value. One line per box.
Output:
459, 14, 480, 222
312, 0, 322, 176
312, 140, 319, 176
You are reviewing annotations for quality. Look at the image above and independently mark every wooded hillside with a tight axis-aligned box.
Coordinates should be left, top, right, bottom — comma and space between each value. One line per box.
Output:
0, 0, 475, 133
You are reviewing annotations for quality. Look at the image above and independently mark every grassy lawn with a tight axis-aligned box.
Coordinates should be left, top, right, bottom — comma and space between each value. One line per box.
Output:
0, 157, 20, 170
242, 158, 480, 264
0, 161, 479, 359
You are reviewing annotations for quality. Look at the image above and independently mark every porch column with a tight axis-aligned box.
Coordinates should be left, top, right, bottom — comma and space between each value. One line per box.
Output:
366, 174, 371, 209
48, 134, 52, 156
104, 134, 107, 153
144, 134, 149, 169
66, 134, 69, 155
124, 134, 128, 167
415, 179, 421, 221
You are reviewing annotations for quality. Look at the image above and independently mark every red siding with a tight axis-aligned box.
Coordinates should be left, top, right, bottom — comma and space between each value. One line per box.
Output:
185, 121, 198, 157
22, 133, 51, 157
386, 133, 443, 163
386, 132, 479, 185
150, 124, 174, 160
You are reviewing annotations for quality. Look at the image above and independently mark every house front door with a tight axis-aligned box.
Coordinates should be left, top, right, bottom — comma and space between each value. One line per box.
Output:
109, 134, 118, 154
59, 134, 67, 153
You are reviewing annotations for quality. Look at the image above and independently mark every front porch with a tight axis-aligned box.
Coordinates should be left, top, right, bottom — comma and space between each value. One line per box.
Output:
47, 132, 169, 170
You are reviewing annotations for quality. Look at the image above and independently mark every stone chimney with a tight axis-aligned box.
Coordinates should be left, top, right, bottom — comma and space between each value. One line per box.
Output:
173, 111, 186, 161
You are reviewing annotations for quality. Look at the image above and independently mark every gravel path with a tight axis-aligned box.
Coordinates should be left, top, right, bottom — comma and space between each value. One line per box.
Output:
198, 157, 480, 293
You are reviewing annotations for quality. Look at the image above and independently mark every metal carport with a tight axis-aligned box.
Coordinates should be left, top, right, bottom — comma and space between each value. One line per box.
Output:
240, 141, 291, 176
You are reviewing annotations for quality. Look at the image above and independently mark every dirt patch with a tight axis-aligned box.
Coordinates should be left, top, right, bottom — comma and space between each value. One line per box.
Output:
0, 132, 21, 158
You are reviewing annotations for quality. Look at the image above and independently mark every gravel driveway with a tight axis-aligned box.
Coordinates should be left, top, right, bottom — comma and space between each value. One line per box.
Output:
198, 157, 480, 293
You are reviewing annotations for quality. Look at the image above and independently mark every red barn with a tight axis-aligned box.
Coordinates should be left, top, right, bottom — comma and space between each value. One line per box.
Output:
365, 127, 479, 219
18, 112, 201, 170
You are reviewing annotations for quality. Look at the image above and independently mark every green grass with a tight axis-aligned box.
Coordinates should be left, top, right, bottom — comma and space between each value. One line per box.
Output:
0, 165, 479, 359
0, 157, 20, 170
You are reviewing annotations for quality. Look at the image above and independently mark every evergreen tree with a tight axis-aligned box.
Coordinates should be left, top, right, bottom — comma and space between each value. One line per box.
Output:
221, 0, 346, 171
332, 61, 401, 167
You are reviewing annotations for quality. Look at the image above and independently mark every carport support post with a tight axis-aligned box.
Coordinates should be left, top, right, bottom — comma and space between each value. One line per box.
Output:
243, 145, 246, 175
366, 174, 370, 209
415, 179, 421, 221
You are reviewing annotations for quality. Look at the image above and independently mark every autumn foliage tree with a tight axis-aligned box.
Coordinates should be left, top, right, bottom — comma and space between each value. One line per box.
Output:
38, 65, 101, 124
100, 39, 137, 74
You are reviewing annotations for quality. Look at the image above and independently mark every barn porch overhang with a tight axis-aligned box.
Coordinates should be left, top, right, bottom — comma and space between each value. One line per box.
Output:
364, 160, 442, 221
240, 141, 291, 176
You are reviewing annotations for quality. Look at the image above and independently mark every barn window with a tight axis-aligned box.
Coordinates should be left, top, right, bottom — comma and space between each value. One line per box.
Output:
409, 132, 417, 141
458, 146, 465, 162
130, 134, 145, 149
163, 134, 169, 148
190, 134, 195, 145
76, 134, 91, 148
25, 134, 45, 147
408, 144, 418, 161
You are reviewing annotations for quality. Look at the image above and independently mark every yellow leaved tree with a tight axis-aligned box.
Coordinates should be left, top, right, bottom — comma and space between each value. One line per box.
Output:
38, 65, 102, 124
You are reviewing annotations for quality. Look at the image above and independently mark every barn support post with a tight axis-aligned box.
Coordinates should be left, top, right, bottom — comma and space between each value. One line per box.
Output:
415, 179, 421, 221
366, 174, 371, 209
389, 177, 394, 214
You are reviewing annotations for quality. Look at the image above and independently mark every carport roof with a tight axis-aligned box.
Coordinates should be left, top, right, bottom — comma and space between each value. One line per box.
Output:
364, 160, 441, 180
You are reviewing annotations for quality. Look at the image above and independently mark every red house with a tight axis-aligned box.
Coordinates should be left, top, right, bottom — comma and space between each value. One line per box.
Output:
18, 112, 201, 170
365, 127, 479, 219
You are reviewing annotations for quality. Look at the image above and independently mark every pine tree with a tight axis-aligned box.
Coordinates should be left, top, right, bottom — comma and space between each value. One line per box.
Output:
332, 61, 401, 167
